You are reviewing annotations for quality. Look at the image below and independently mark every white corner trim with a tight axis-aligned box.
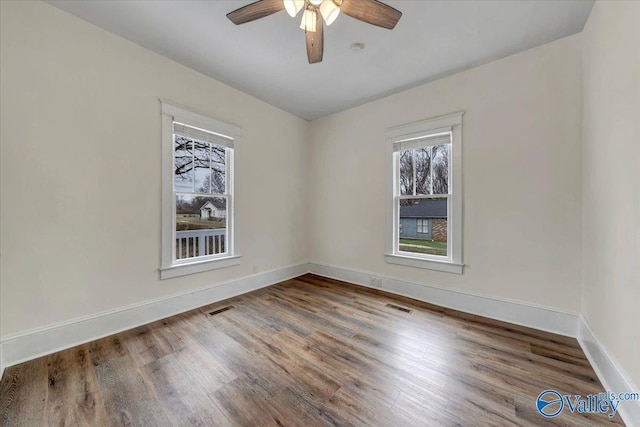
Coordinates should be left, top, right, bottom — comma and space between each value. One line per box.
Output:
577, 316, 640, 427
308, 262, 579, 337
0, 263, 310, 370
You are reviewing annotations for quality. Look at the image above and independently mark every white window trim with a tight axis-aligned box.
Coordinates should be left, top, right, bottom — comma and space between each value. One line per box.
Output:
385, 112, 464, 274
159, 99, 242, 279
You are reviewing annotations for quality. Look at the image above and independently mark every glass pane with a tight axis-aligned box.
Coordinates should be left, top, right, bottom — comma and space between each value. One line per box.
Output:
399, 150, 413, 196
210, 143, 226, 194
431, 144, 449, 195
194, 141, 210, 193
174, 137, 193, 191
414, 144, 450, 195
175, 194, 227, 260
414, 147, 432, 195
398, 197, 448, 257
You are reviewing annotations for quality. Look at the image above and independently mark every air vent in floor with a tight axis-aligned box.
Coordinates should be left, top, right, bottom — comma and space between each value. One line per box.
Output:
209, 305, 234, 316
386, 303, 412, 313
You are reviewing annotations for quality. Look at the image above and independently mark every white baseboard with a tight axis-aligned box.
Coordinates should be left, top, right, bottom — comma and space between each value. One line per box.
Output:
578, 316, 640, 427
308, 262, 579, 337
0, 263, 309, 370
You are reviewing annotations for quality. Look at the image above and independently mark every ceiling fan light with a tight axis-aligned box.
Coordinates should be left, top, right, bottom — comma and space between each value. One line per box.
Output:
319, 1, 340, 26
299, 8, 317, 32
309, 0, 323, 5
283, 0, 304, 17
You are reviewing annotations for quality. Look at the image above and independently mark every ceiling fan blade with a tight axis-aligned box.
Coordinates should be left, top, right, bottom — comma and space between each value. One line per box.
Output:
339, 0, 402, 29
305, 12, 324, 64
227, 0, 284, 25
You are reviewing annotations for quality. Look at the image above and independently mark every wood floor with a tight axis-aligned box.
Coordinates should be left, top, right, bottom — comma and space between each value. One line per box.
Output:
0, 274, 624, 426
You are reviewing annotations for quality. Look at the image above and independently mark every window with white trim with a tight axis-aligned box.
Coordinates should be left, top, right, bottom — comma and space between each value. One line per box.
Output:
160, 101, 241, 279
385, 112, 463, 274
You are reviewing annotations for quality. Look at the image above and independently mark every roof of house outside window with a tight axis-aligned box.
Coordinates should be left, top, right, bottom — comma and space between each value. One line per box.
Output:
399, 198, 447, 219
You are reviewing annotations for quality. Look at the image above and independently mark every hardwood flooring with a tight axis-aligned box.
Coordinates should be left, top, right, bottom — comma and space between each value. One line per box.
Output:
0, 274, 624, 426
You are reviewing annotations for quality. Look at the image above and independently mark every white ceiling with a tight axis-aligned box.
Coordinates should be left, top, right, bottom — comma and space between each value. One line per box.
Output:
47, 0, 594, 121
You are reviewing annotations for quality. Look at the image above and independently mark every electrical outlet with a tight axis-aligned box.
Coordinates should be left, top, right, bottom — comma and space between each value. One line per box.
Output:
252, 264, 258, 274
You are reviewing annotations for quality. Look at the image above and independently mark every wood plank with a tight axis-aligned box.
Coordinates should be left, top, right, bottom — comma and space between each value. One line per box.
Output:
94, 357, 171, 425
0, 360, 48, 426
44, 346, 109, 426
141, 354, 231, 426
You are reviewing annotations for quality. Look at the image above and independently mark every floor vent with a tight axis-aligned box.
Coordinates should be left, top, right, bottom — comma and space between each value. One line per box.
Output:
386, 303, 412, 313
209, 305, 234, 316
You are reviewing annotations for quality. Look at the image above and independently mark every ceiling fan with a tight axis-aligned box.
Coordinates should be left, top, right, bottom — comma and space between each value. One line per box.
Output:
226, 0, 402, 64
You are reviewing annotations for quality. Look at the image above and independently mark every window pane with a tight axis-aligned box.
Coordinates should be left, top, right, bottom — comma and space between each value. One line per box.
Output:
414, 147, 432, 195
398, 198, 447, 257
193, 141, 210, 193
175, 194, 227, 260
210, 143, 226, 194
399, 150, 413, 195
174, 137, 193, 191
431, 144, 449, 195
415, 144, 449, 195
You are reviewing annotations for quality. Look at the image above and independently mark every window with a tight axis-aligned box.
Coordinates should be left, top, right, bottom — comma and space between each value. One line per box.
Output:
160, 100, 241, 279
385, 112, 463, 274
416, 219, 429, 234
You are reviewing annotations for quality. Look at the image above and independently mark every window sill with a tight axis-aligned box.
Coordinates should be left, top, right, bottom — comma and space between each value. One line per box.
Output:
385, 254, 463, 274
160, 255, 241, 280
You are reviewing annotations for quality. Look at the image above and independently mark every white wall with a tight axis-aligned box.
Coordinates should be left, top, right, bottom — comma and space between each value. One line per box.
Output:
581, 1, 640, 389
0, 1, 309, 337
309, 34, 583, 312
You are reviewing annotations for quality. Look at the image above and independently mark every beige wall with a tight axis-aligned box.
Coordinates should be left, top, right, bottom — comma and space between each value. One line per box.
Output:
0, 1, 309, 336
309, 34, 583, 312
581, 1, 640, 388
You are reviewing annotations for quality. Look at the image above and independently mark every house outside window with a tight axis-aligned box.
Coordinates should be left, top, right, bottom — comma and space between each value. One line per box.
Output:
385, 112, 463, 274
160, 100, 241, 279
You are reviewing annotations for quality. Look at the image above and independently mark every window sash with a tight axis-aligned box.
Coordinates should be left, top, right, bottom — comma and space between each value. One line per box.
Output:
394, 195, 450, 259
173, 135, 229, 196
173, 194, 230, 264
172, 142, 234, 264
393, 130, 453, 259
